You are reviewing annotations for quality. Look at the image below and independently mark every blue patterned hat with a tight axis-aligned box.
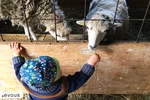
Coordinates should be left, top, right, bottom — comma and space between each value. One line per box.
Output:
20, 56, 61, 88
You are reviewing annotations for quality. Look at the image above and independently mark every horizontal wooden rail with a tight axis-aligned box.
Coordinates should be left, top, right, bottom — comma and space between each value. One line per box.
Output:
0, 34, 84, 42
0, 41, 150, 94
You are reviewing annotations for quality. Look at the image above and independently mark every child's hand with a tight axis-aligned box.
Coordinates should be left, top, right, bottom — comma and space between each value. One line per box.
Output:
10, 42, 23, 56
87, 53, 100, 67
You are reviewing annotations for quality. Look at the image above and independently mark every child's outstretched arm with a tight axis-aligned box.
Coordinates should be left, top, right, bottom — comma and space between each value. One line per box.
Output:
66, 53, 100, 93
10, 42, 25, 80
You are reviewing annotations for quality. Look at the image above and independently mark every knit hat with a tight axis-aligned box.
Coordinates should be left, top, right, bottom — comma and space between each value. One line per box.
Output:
20, 56, 61, 89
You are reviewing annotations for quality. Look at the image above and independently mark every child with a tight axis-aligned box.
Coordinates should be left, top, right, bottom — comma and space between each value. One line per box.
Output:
10, 42, 100, 100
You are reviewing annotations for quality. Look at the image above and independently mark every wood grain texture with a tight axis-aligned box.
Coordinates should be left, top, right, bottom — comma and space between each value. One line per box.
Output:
0, 41, 150, 94
0, 34, 84, 42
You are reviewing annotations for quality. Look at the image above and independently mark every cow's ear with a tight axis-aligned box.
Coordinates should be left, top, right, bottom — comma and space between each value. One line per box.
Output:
114, 22, 122, 27
76, 20, 86, 26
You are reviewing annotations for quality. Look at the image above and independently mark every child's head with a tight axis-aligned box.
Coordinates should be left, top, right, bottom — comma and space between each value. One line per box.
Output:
20, 56, 62, 88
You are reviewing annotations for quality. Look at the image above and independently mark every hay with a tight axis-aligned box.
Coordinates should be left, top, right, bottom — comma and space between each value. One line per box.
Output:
2, 94, 149, 100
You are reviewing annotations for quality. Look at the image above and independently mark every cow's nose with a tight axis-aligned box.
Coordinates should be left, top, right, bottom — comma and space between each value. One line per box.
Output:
88, 45, 97, 50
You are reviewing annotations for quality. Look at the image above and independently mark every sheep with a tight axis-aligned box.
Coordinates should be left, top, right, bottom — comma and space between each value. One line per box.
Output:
0, 0, 71, 41
76, 0, 129, 50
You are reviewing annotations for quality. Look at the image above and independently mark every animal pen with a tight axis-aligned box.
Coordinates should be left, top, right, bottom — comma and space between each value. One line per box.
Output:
0, 0, 150, 99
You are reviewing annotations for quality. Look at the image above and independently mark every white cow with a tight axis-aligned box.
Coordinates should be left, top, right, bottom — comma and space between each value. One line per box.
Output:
0, 0, 71, 41
77, 0, 129, 50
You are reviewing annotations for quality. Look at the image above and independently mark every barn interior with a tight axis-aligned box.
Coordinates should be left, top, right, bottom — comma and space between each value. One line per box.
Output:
0, 0, 150, 100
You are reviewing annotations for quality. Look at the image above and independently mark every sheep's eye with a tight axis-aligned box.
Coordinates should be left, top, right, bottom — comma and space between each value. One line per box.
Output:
57, 35, 61, 37
86, 27, 89, 29
87, 27, 93, 30
104, 30, 109, 33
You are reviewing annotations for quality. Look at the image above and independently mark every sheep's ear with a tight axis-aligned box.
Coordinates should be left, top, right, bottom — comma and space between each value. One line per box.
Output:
114, 23, 122, 27
76, 20, 86, 26
45, 28, 49, 32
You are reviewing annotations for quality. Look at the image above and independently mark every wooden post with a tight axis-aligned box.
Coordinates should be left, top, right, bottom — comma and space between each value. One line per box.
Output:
0, 41, 150, 94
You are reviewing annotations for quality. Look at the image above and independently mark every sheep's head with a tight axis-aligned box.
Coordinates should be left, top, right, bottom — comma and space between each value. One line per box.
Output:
45, 20, 72, 41
76, 14, 122, 51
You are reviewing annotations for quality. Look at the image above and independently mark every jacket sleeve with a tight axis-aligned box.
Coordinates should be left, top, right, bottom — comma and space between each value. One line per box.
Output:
12, 56, 25, 80
66, 63, 95, 93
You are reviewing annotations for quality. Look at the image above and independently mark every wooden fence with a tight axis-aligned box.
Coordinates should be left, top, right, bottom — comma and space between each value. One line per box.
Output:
0, 41, 150, 94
